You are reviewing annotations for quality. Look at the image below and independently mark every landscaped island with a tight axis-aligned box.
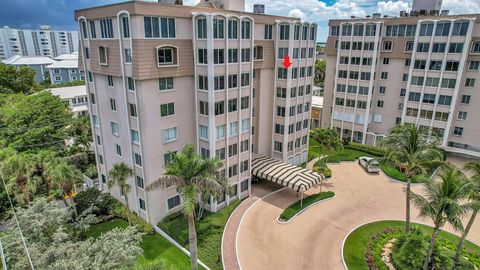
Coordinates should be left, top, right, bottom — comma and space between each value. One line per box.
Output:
279, 191, 335, 222
343, 220, 480, 270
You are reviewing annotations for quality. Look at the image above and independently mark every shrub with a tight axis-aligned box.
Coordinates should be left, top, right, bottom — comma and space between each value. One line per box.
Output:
84, 164, 98, 179
112, 203, 154, 235
74, 188, 116, 217
365, 228, 402, 270
344, 143, 385, 157
392, 229, 429, 270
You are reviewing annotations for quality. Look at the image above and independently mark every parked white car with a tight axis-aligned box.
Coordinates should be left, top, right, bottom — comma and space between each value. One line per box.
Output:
358, 156, 380, 173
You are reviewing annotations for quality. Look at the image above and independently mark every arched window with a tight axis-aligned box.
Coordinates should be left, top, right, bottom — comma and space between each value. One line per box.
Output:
196, 16, 207, 39
241, 19, 252, 39
157, 45, 178, 67
98, 46, 108, 65
471, 41, 480, 53
79, 19, 88, 39
228, 18, 238, 39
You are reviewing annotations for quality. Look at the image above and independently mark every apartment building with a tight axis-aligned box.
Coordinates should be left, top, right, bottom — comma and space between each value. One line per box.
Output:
75, 0, 316, 225
47, 53, 84, 84
0, 25, 78, 60
322, 9, 480, 154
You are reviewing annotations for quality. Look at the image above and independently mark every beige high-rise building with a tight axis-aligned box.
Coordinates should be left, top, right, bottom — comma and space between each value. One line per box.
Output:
322, 10, 480, 155
75, 0, 317, 225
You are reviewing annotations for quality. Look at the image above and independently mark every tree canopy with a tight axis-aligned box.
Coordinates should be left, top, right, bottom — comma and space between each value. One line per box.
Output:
0, 63, 39, 94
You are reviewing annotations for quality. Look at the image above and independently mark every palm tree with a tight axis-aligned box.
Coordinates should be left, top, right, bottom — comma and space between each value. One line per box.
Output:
454, 161, 480, 262
108, 162, 134, 224
310, 128, 343, 155
48, 160, 81, 215
146, 144, 224, 270
1, 153, 36, 204
410, 166, 468, 270
381, 124, 443, 232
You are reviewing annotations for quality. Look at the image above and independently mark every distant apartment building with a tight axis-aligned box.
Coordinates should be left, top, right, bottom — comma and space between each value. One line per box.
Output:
47, 85, 89, 117
47, 53, 84, 84
310, 95, 323, 129
75, 0, 316, 224
2, 55, 55, 82
0, 25, 78, 60
322, 7, 480, 154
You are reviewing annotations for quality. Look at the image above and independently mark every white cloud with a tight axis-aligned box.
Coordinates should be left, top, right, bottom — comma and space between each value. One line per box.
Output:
442, 0, 480, 14
288, 8, 307, 21
377, 1, 410, 16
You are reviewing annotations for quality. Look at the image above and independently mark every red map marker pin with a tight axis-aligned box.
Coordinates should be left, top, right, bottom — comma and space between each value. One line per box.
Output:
282, 55, 292, 68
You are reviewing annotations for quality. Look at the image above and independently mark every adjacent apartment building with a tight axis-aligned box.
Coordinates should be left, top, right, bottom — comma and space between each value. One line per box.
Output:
75, 0, 316, 224
322, 2, 480, 154
0, 25, 78, 60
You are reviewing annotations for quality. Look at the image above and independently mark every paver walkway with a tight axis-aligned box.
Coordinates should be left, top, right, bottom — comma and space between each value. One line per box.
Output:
235, 162, 480, 270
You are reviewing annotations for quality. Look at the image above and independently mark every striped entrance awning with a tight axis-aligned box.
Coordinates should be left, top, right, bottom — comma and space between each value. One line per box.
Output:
251, 154, 324, 193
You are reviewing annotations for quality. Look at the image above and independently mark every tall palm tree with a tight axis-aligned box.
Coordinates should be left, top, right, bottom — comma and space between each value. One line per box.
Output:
310, 128, 343, 155
1, 153, 36, 204
108, 162, 134, 224
454, 161, 480, 262
410, 166, 468, 270
381, 124, 443, 232
48, 160, 81, 215
146, 144, 224, 270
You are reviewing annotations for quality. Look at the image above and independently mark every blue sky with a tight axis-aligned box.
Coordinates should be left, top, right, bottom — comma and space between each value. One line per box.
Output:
1, 0, 479, 41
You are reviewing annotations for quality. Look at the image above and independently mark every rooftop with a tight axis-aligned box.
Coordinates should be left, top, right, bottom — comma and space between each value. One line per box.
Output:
46, 85, 87, 100
54, 52, 78, 61
47, 59, 78, 69
2, 55, 55, 65
312, 96, 323, 108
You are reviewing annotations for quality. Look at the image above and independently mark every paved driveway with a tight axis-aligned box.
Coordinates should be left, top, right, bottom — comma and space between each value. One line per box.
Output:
236, 162, 480, 270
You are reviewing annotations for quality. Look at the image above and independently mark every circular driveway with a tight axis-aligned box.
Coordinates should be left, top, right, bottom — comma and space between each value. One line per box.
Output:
236, 162, 480, 270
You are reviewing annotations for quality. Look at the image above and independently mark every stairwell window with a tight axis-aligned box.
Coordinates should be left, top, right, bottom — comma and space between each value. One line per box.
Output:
124, 48, 132, 63
121, 16, 130, 38
98, 46, 108, 65
107, 76, 113, 86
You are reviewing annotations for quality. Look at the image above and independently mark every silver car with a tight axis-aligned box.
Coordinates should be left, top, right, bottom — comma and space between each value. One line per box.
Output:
358, 156, 380, 173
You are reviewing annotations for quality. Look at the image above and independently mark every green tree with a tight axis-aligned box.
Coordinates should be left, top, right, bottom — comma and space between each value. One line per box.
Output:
1, 152, 37, 204
454, 161, 480, 262
48, 159, 81, 215
314, 59, 326, 87
0, 92, 73, 152
146, 144, 225, 270
410, 166, 468, 270
66, 116, 93, 153
310, 128, 343, 155
381, 124, 443, 232
108, 162, 134, 224
0, 63, 39, 94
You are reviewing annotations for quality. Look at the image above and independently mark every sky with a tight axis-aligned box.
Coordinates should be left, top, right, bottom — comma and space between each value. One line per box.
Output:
1, 0, 480, 41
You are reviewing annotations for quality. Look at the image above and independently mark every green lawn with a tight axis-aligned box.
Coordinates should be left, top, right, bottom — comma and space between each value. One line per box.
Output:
325, 149, 375, 163
86, 219, 192, 270
158, 200, 241, 270
343, 220, 480, 270
279, 191, 335, 221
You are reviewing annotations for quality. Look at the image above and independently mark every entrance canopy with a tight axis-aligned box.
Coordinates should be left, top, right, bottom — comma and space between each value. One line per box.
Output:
251, 154, 324, 193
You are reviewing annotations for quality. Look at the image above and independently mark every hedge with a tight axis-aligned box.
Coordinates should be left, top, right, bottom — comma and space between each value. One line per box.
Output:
343, 142, 385, 157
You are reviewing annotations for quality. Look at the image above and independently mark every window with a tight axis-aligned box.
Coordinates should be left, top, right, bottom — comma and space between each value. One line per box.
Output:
228, 49, 238, 63
253, 46, 263, 60
472, 41, 480, 53
241, 48, 251, 62
276, 106, 285, 117
383, 58, 389, 65
419, 23, 434, 36
276, 87, 286, 98
134, 153, 142, 166
129, 103, 137, 117
110, 122, 119, 136
383, 41, 392, 51
92, 115, 99, 127
127, 77, 135, 91
159, 77, 174, 91
274, 141, 283, 152
200, 148, 209, 159
377, 100, 384, 108
241, 96, 249, 110
240, 160, 249, 173
214, 76, 225, 90
157, 47, 174, 65
230, 122, 238, 136
228, 19, 238, 39
432, 43, 446, 53
279, 24, 289, 40
228, 98, 237, 113
122, 16, 130, 38
100, 19, 113, 38
342, 24, 352, 36
449, 43, 464, 53
228, 164, 238, 178
228, 143, 238, 157
240, 139, 249, 152
130, 129, 139, 143
381, 72, 388, 80
379, 86, 386, 94
199, 125, 208, 140
405, 41, 414, 52
241, 20, 251, 39
163, 127, 177, 143
124, 48, 132, 63
215, 101, 224, 115
241, 119, 249, 132
429, 60, 442, 71
84, 48, 90, 60
469, 61, 480, 71
461, 95, 471, 104
441, 78, 456, 89
196, 49, 207, 64
198, 100, 208, 115
89, 21, 96, 38
411, 76, 424, 86
216, 148, 226, 160
213, 18, 224, 39
435, 22, 451, 36
458, 111, 468, 120
136, 176, 144, 189
414, 60, 426, 70
88, 71, 94, 82
214, 49, 224, 64
423, 94, 436, 104
241, 180, 249, 192
138, 198, 146, 210
465, 78, 476, 87
275, 124, 284, 135
417, 43, 430, 52
452, 21, 469, 36
197, 17, 207, 39
110, 98, 116, 111
434, 111, 449, 122
228, 74, 238, 88
160, 103, 175, 117
425, 77, 440, 87
264, 25, 273, 39
438, 95, 452, 105
144, 17, 175, 38
241, 73, 250, 86
98, 46, 108, 65
445, 61, 459, 71
198, 76, 208, 90
167, 195, 181, 210
216, 124, 226, 140
453, 127, 464, 136
164, 152, 176, 165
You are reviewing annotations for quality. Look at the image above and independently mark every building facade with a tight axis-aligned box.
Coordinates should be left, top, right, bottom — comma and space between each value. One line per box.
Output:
47, 85, 89, 117
2, 55, 55, 82
75, 0, 316, 225
322, 12, 480, 154
0, 25, 78, 60
47, 53, 84, 84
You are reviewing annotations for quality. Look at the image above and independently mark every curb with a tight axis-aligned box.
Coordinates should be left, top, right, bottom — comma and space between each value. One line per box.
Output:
236, 187, 287, 270
276, 194, 336, 224
340, 219, 480, 270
